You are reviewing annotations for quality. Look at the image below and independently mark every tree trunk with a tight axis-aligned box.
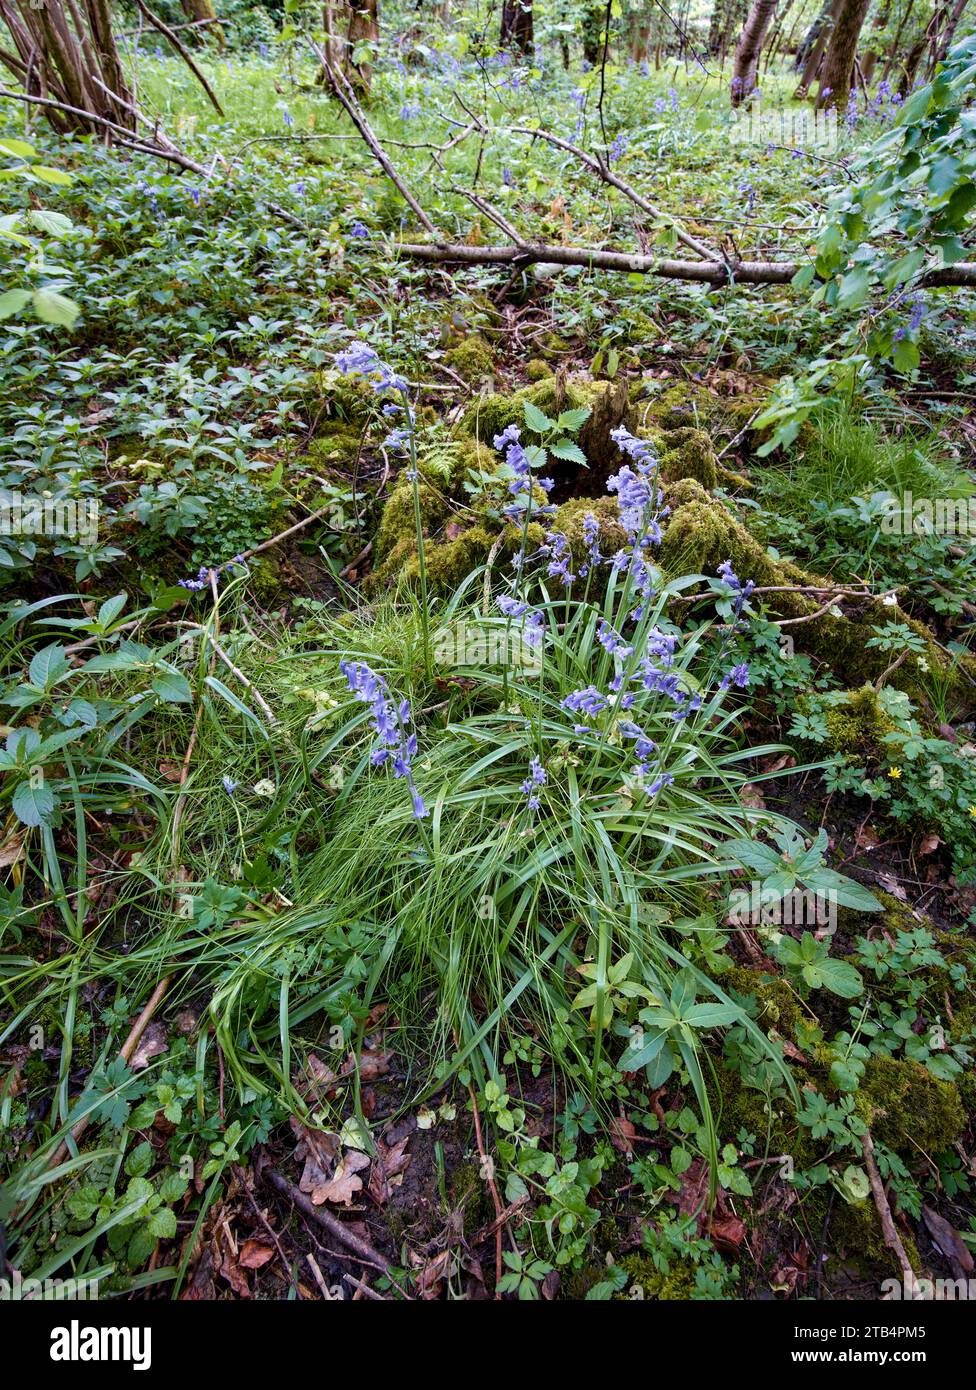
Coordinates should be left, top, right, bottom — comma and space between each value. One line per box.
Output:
500, 0, 533, 53
881, 0, 915, 81
346, 0, 379, 96
582, 4, 604, 64
179, 0, 224, 47
0, 0, 135, 133
794, 0, 843, 94
928, 0, 968, 72
731, 0, 778, 104
858, 0, 889, 83
816, 0, 872, 108
898, 31, 927, 92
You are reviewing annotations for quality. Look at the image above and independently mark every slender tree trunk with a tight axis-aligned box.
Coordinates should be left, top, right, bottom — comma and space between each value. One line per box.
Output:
859, 0, 890, 82
500, 0, 533, 52
794, 0, 843, 94
179, 0, 223, 47
731, 0, 778, 103
762, 0, 797, 73
0, 0, 135, 132
881, 0, 915, 80
815, 0, 872, 107
346, 0, 378, 96
928, 0, 968, 72
898, 31, 927, 92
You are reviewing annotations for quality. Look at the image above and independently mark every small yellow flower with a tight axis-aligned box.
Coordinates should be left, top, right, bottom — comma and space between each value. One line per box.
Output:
969, 805, 976, 819
888, 767, 902, 779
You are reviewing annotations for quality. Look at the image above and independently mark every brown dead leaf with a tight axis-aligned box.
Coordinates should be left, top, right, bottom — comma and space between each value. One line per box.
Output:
918, 833, 942, 857
368, 1133, 411, 1206
739, 783, 765, 810
239, 1240, 275, 1270
854, 823, 882, 852
353, 1047, 392, 1082
610, 1116, 637, 1155
877, 872, 907, 901
157, 760, 185, 782
711, 1211, 746, 1254
314, 1150, 370, 1207
0, 826, 24, 870
922, 1206, 974, 1279
415, 1248, 453, 1300
130, 1019, 167, 1070
291, 1119, 341, 1204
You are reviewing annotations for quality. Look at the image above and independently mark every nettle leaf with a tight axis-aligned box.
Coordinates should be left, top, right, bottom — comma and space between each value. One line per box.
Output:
556, 406, 592, 433
12, 778, 56, 828
549, 440, 588, 466
522, 401, 554, 434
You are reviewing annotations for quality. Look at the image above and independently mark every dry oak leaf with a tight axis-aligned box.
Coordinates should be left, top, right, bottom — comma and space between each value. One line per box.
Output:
610, 1116, 637, 1155
239, 1240, 275, 1270
291, 1119, 341, 1204
368, 1133, 411, 1206
314, 1149, 370, 1207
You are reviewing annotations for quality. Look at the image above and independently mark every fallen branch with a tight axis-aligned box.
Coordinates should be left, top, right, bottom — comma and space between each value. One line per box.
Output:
311, 39, 437, 235
861, 1129, 924, 1299
45, 974, 174, 1174
396, 239, 976, 288
131, 0, 225, 117
264, 1169, 397, 1282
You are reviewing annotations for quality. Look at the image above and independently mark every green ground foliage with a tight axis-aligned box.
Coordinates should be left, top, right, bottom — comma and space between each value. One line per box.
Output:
0, 0, 975, 1308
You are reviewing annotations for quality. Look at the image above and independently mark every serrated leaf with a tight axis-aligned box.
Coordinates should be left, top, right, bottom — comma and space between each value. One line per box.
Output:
522, 401, 554, 434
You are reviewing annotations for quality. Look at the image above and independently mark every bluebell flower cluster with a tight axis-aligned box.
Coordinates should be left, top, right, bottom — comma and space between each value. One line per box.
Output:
597, 619, 632, 659
562, 685, 609, 720
717, 559, 755, 619
334, 342, 407, 395
579, 511, 602, 577
497, 595, 545, 646
340, 659, 428, 819
520, 755, 546, 811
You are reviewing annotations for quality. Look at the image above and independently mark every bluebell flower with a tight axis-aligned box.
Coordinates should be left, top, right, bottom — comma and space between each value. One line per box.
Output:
562, 685, 608, 718
520, 754, 547, 811
222, 775, 238, 795
334, 342, 407, 395
340, 659, 427, 818
717, 561, 755, 618
597, 620, 632, 659
542, 530, 576, 587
